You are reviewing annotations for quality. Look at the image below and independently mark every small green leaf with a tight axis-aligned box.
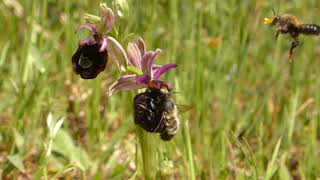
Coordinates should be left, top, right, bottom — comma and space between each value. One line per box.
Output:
279, 153, 291, 180
111, 164, 127, 178
47, 113, 53, 129
29, 46, 46, 73
84, 13, 101, 24
52, 129, 75, 158
72, 147, 91, 171
6, 154, 25, 172
52, 118, 64, 137
127, 66, 143, 75
265, 137, 282, 180
0, 42, 10, 66
13, 129, 24, 151
52, 130, 91, 171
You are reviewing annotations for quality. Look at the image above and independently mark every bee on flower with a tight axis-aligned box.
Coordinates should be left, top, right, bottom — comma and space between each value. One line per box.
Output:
108, 38, 179, 140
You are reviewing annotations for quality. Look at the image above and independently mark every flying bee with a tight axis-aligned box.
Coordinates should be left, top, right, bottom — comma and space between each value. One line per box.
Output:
134, 80, 180, 141
264, 9, 320, 56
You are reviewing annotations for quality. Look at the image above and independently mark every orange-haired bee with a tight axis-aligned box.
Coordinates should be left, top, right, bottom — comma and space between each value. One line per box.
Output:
264, 9, 320, 56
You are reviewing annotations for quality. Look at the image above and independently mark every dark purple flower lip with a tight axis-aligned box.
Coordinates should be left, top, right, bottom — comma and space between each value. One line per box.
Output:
133, 80, 179, 141
72, 24, 108, 79
134, 91, 163, 133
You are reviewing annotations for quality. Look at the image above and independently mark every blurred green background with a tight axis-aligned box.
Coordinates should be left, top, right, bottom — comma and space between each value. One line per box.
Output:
0, 0, 320, 179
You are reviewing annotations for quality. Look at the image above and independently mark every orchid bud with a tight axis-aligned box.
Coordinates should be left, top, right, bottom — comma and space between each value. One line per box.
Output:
112, 0, 129, 19
99, 3, 115, 33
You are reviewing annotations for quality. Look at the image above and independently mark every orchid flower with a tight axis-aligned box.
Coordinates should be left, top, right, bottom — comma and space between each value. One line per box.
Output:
72, 4, 126, 79
72, 24, 109, 79
108, 38, 177, 96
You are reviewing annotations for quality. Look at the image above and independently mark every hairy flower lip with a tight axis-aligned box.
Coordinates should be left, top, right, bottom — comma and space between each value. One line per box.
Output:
134, 91, 163, 132
72, 33, 108, 79
133, 83, 178, 140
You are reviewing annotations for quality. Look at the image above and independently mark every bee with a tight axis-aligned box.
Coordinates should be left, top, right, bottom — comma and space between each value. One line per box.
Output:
264, 9, 320, 56
134, 80, 179, 141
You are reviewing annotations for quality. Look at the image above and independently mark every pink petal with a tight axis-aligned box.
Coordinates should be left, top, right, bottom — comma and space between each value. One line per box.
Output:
100, 6, 115, 33
147, 49, 162, 73
152, 64, 161, 70
77, 24, 98, 35
153, 64, 177, 80
141, 49, 161, 76
137, 75, 151, 84
99, 36, 107, 52
106, 37, 128, 72
107, 75, 146, 96
127, 42, 142, 69
141, 52, 152, 74
136, 38, 146, 56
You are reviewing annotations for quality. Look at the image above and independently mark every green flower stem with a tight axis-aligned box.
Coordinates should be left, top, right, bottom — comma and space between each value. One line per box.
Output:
136, 125, 159, 180
183, 119, 195, 180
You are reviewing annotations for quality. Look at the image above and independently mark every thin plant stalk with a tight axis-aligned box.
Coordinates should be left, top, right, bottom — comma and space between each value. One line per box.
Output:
136, 125, 159, 179
183, 119, 195, 180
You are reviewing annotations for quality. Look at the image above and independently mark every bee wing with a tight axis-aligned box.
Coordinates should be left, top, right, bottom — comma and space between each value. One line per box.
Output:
176, 104, 193, 113
167, 91, 193, 113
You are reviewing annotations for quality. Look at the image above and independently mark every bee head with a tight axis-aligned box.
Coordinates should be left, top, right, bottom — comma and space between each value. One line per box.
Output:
148, 80, 173, 94
264, 9, 280, 25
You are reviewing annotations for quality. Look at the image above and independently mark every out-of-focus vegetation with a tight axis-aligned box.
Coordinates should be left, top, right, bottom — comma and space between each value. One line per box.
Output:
0, 0, 319, 179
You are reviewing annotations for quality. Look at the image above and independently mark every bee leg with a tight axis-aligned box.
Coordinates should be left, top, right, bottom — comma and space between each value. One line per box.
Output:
289, 38, 299, 57
153, 116, 164, 132
276, 30, 280, 40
